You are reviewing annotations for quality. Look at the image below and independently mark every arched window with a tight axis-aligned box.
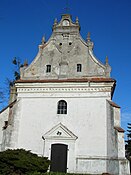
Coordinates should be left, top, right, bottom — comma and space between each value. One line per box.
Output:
57, 100, 67, 114
46, 65, 51, 73
77, 64, 82, 72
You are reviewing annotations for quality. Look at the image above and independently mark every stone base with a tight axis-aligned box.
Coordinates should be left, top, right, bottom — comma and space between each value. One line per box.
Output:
74, 157, 130, 175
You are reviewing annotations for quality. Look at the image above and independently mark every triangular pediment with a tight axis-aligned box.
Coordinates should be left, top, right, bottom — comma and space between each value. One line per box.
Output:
43, 123, 78, 140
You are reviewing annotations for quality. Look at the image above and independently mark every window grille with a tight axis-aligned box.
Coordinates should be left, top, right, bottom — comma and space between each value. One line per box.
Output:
57, 100, 67, 114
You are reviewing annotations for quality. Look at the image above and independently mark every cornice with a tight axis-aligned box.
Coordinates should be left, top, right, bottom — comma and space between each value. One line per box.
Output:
16, 78, 116, 84
17, 86, 112, 94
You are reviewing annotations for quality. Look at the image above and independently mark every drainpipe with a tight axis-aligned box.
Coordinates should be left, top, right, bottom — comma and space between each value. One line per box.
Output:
42, 136, 45, 157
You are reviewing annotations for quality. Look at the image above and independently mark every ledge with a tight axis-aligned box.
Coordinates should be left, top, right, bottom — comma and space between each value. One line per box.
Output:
16, 78, 116, 83
114, 126, 125, 132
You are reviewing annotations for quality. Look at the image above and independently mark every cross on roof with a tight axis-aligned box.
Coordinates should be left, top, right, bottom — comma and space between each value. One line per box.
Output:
65, 0, 70, 14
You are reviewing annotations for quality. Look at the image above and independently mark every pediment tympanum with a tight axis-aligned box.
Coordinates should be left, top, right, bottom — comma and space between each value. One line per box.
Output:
43, 123, 78, 140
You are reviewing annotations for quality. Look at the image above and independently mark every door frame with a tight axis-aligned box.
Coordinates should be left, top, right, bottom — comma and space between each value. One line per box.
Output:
42, 123, 78, 173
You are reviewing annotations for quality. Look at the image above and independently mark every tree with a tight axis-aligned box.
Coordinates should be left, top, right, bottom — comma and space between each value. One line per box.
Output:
12, 57, 23, 81
126, 123, 131, 159
0, 149, 50, 175
0, 57, 22, 109
0, 89, 6, 110
0, 90, 4, 104
125, 123, 131, 173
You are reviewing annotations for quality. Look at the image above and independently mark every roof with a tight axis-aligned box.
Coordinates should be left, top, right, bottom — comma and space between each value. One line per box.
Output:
16, 78, 116, 83
107, 100, 120, 108
0, 100, 16, 114
114, 126, 125, 132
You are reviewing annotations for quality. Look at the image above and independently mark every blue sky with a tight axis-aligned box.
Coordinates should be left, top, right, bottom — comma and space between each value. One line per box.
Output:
0, 0, 131, 137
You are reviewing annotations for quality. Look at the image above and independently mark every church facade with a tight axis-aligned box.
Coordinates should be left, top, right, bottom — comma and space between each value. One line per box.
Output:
0, 14, 130, 174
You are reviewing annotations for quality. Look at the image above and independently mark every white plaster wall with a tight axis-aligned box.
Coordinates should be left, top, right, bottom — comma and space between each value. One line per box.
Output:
0, 108, 9, 151
106, 102, 118, 158
119, 159, 130, 175
10, 81, 129, 174
7, 100, 22, 149
76, 158, 106, 174
118, 132, 125, 158
114, 107, 120, 126
14, 88, 109, 173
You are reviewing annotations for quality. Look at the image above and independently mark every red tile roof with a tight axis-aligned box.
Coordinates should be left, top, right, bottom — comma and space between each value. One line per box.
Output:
107, 100, 120, 108
114, 126, 125, 132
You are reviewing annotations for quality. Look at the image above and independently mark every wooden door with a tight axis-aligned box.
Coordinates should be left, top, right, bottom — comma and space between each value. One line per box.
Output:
50, 143, 68, 173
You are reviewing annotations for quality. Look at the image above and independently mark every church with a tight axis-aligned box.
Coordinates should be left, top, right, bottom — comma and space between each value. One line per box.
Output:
0, 14, 130, 174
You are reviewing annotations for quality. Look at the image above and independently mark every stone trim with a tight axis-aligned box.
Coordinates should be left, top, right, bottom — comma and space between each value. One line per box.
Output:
17, 87, 112, 93
43, 123, 78, 140
16, 78, 116, 83
76, 156, 126, 160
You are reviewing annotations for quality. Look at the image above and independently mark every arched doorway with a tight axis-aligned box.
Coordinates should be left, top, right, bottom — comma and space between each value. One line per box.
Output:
50, 143, 68, 173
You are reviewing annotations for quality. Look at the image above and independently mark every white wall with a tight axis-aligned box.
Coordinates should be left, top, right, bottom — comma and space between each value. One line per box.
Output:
16, 94, 107, 155
0, 108, 9, 151
7, 81, 129, 174
11, 83, 110, 174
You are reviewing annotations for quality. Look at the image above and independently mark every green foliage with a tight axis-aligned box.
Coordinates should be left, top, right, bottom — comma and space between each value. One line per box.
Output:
126, 123, 131, 160
0, 90, 4, 104
14, 71, 20, 80
12, 57, 17, 65
12, 57, 21, 81
23, 172, 99, 175
28, 172, 46, 175
44, 173, 92, 175
0, 149, 50, 175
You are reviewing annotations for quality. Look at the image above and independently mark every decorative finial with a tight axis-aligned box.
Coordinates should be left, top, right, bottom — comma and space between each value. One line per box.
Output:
87, 32, 91, 42
24, 59, 28, 67
105, 56, 111, 77
54, 18, 57, 25
76, 17, 79, 24
86, 32, 94, 50
65, 0, 70, 14
42, 36, 46, 45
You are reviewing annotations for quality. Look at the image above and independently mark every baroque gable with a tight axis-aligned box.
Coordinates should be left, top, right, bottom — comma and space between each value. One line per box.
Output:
20, 14, 111, 80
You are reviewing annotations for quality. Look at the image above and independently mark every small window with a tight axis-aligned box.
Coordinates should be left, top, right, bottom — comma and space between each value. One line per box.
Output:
3, 121, 8, 130
46, 65, 51, 73
77, 64, 82, 72
57, 100, 67, 114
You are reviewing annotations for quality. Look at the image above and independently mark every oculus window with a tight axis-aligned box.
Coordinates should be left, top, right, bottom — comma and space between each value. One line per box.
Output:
57, 100, 67, 114
46, 65, 51, 73
77, 64, 82, 72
